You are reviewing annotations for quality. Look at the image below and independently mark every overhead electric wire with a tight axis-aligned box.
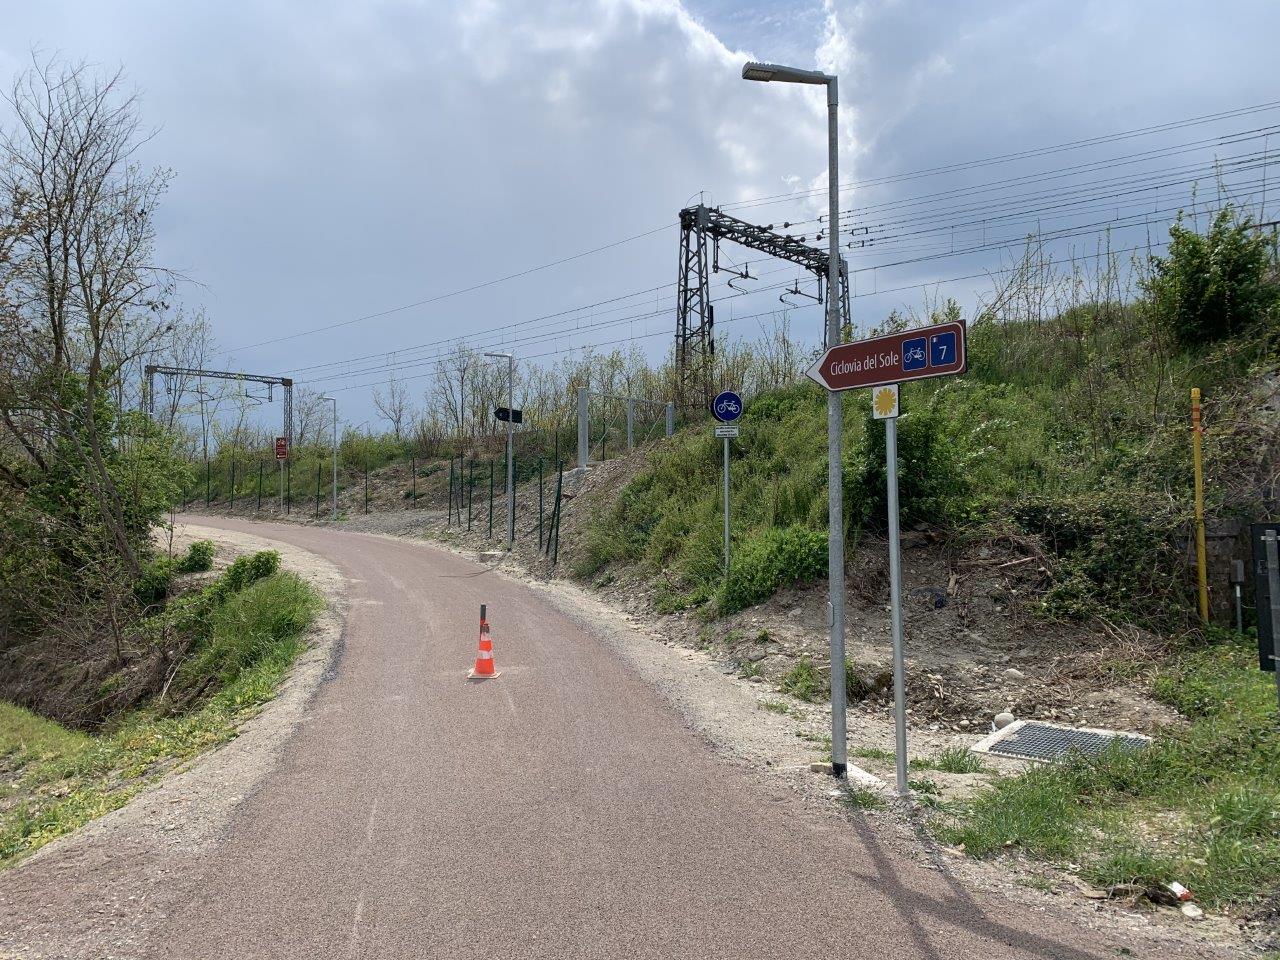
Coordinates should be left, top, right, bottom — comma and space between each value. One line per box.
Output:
214, 98, 1280, 411
221, 222, 674, 356
850, 150, 1279, 241
720, 100, 1280, 214
756, 124, 1280, 234
288, 279, 676, 376
848, 169, 1277, 258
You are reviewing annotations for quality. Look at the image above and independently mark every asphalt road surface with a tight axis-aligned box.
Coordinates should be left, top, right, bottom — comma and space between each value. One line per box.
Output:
143, 519, 1191, 958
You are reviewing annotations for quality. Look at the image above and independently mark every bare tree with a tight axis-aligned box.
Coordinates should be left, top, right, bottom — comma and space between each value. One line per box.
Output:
291, 386, 329, 449
373, 374, 410, 441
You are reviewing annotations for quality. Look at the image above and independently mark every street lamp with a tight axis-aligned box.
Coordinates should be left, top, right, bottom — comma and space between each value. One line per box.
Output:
742, 59, 849, 780
484, 351, 516, 551
320, 396, 338, 520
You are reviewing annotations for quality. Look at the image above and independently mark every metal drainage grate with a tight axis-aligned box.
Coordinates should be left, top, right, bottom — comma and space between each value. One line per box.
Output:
974, 720, 1150, 763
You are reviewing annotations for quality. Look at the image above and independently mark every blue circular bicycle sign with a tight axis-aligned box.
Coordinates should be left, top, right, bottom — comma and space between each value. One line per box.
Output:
712, 390, 743, 423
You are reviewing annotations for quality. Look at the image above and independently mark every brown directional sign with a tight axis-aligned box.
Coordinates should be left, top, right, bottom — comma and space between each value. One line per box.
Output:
275, 436, 288, 460
805, 320, 966, 392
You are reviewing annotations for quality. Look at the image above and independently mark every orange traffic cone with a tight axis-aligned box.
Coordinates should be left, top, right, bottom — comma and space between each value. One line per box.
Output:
468, 604, 500, 679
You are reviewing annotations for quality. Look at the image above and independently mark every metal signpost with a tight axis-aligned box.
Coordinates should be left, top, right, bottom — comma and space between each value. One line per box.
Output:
275, 436, 287, 513
712, 391, 743, 578
1251, 524, 1280, 712
742, 58, 848, 779
320, 396, 337, 520
485, 352, 516, 551
807, 322, 967, 797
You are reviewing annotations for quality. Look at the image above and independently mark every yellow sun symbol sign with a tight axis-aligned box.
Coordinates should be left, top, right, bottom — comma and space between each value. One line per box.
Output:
873, 385, 899, 419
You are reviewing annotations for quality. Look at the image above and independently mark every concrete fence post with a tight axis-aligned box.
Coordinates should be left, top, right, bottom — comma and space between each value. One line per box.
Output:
626, 398, 635, 451
665, 401, 675, 438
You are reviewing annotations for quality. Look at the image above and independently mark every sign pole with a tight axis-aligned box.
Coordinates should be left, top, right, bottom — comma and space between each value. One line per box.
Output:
884, 410, 909, 797
711, 391, 743, 580
1192, 388, 1210, 623
723, 435, 731, 577
1265, 531, 1280, 714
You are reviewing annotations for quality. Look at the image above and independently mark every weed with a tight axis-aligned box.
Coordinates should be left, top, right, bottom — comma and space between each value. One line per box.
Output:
780, 656, 826, 703
839, 787, 886, 811
852, 746, 895, 762
759, 699, 791, 716
740, 660, 762, 680
176, 540, 215, 574
928, 747, 988, 775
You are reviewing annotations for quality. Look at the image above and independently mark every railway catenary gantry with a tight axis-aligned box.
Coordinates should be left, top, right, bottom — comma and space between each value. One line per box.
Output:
144, 365, 294, 444
675, 203, 851, 405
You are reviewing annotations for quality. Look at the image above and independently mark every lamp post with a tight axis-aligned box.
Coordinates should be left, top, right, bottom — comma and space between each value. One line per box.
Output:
320, 396, 338, 520
484, 351, 516, 551
742, 60, 848, 779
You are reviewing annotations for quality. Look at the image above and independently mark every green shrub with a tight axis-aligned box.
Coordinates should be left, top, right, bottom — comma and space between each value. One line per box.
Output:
176, 540, 215, 574
1144, 206, 1279, 349
133, 557, 175, 608
846, 402, 970, 531
718, 525, 826, 613
209, 550, 280, 602
1013, 491, 1182, 622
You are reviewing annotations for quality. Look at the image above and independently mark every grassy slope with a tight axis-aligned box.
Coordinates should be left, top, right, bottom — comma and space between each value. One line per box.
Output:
573, 310, 1279, 911
0, 569, 320, 867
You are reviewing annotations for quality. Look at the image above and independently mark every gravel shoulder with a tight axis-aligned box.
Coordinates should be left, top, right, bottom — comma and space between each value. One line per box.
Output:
0, 524, 346, 960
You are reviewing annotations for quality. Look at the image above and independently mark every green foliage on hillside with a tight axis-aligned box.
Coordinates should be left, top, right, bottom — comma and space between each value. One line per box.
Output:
579, 209, 1279, 628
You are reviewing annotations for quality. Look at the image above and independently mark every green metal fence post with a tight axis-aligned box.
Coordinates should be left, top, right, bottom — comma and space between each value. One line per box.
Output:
230, 459, 236, 511
538, 458, 544, 550
315, 460, 321, 518
448, 457, 455, 526
257, 460, 263, 512
467, 458, 474, 531
411, 455, 417, 504
364, 460, 369, 514
488, 459, 494, 539
551, 460, 564, 567
205, 458, 210, 508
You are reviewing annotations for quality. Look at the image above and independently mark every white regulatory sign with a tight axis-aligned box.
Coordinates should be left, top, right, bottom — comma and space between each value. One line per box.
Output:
714, 425, 740, 438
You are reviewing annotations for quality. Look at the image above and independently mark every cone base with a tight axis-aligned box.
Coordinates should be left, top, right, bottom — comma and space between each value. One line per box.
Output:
467, 668, 502, 680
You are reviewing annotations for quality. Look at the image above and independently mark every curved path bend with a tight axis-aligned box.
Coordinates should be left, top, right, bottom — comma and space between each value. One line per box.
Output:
6, 518, 1219, 959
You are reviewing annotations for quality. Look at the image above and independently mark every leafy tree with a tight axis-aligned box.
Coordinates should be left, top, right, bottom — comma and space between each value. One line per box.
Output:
1144, 206, 1279, 349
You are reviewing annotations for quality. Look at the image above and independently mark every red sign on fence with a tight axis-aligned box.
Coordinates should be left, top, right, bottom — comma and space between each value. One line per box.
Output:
275, 436, 288, 460
805, 320, 966, 392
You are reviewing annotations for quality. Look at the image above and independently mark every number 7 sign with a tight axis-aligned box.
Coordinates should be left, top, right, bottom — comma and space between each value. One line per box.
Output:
930, 331, 956, 366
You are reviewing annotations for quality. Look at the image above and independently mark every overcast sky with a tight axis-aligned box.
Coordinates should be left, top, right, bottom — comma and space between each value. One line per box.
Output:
5, 1, 1279, 427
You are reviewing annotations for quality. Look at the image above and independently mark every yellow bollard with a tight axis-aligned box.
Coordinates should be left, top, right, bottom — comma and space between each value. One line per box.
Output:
1191, 388, 1209, 623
